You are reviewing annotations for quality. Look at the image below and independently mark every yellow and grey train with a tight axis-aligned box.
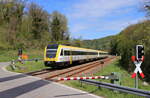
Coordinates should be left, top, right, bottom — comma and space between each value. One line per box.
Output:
44, 44, 108, 67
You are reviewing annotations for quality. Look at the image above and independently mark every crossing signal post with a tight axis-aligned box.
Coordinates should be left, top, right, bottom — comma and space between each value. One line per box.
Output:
131, 45, 145, 89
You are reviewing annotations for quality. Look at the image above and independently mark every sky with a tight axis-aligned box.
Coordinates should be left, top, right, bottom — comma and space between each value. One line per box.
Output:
28, 0, 147, 40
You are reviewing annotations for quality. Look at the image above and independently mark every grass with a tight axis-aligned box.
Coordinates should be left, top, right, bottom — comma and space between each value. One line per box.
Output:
2, 49, 47, 73
7, 61, 49, 73
0, 49, 43, 62
0, 50, 18, 62
64, 58, 150, 98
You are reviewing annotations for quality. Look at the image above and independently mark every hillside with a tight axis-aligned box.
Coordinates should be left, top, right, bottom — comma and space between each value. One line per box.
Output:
111, 20, 150, 82
82, 35, 115, 51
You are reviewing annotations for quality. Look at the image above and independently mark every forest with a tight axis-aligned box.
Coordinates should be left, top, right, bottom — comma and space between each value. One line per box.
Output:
0, 0, 70, 50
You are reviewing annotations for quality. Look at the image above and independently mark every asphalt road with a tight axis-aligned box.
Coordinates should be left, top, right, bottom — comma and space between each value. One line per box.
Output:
0, 62, 102, 98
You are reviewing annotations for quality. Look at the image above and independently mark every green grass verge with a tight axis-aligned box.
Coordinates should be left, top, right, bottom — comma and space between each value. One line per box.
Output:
2, 49, 47, 73
64, 59, 150, 98
7, 61, 48, 73
0, 50, 18, 62
0, 49, 43, 62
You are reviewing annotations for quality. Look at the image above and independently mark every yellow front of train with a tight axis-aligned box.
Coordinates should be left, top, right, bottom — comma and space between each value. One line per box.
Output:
44, 44, 60, 66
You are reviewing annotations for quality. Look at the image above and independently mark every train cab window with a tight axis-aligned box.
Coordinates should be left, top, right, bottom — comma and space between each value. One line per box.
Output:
46, 44, 58, 58
46, 49, 57, 58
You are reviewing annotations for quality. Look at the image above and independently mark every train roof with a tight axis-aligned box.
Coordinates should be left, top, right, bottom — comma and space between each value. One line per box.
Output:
47, 44, 107, 53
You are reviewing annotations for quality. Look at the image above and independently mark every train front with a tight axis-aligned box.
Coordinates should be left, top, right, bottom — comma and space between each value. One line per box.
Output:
44, 44, 59, 66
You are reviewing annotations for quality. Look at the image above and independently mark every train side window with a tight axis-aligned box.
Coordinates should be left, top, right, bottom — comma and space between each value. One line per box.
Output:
64, 50, 70, 55
64, 51, 67, 55
70, 51, 98, 55
68, 51, 70, 55
72, 51, 76, 55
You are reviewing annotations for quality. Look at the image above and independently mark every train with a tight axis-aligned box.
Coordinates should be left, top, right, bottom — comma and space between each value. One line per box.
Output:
44, 44, 108, 67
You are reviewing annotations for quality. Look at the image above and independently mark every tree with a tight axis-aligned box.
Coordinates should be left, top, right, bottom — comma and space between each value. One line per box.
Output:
110, 37, 118, 55
28, 3, 49, 40
50, 11, 70, 42
72, 38, 83, 47
0, 0, 25, 48
0, 1, 70, 49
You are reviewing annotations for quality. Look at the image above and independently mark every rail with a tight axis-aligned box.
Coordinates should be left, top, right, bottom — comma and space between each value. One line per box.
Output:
25, 57, 116, 82
80, 79, 150, 97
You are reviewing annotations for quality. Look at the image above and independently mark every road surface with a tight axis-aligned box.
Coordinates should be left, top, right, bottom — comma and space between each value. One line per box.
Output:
0, 62, 102, 98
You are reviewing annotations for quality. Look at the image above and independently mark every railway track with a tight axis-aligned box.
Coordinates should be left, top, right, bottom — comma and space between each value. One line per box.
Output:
27, 56, 116, 82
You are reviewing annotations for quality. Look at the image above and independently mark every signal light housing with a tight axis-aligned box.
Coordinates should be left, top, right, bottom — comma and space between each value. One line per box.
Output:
136, 45, 144, 61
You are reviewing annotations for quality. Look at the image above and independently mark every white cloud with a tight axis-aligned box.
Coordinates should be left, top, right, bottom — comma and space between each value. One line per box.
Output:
70, 16, 146, 39
66, 0, 146, 39
70, 23, 89, 33
68, 0, 139, 19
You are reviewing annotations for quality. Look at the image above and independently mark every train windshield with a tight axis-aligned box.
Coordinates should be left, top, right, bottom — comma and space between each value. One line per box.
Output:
46, 44, 58, 58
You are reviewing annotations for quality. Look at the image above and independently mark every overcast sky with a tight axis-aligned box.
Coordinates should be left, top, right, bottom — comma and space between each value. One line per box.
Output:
29, 0, 146, 39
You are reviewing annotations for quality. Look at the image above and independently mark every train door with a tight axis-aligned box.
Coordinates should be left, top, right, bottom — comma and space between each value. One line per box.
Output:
69, 49, 72, 64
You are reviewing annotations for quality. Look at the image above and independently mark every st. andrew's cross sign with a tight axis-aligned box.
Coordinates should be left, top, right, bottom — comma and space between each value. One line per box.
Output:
131, 45, 145, 78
